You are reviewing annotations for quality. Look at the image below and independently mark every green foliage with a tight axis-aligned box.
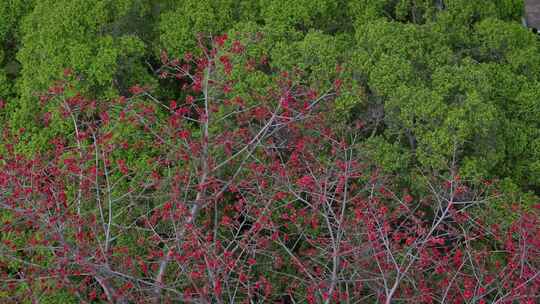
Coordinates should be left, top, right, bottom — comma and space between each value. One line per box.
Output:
271, 31, 349, 84
159, 0, 241, 56
351, 9, 540, 194
15, 0, 150, 98
260, 0, 352, 33
0, 0, 34, 99
0, 0, 536, 196
9, 0, 153, 153
1, 1, 539, 301
364, 136, 411, 173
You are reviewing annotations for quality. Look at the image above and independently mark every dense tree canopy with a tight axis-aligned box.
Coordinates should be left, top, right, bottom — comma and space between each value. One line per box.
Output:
2, 0, 537, 195
0, 0, 539, 302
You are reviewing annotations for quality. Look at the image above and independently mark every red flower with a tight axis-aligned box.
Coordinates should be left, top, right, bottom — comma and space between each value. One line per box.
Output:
231, 40, 244, 54
297, 175, 315, 189
163, 201, 173, 213
170, 100, 177, 110
178, 130, 190, 139
117, 159, 129, 175
219, 55, 232, 75
220, 216, 232, 226
129, 85, 145, 95
334, 78, 342, 91
42, 112, 52, 126
215, 34, 228, 47
404, 194, 413, 204
100, 111, 110, 124
183, 52, 193, 62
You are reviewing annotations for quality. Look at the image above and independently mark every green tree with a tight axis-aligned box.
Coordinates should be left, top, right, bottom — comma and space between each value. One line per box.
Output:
350, 6, 540, 195
10, 0, 154, 152
0, 0, 34, 100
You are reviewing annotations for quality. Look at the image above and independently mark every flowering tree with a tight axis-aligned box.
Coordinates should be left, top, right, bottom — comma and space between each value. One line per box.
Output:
0, 35, 539, 303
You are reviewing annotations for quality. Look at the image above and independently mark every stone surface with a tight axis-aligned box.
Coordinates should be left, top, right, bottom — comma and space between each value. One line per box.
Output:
525, 0, 540, 30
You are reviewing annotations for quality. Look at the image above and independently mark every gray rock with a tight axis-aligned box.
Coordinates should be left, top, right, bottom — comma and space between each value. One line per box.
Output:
525, 0, 540, 30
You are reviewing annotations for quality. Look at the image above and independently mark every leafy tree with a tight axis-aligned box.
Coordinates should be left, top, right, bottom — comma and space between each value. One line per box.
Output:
9, 0, 156, 153
348, 5, 540, 196
1, 1, 540, 301
0, 37, 538, 303
159, 0, 256, 57
0, 0, 34, 100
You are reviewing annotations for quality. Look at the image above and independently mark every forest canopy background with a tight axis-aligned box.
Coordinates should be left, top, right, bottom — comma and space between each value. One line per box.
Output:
1, 0, 539, 200
0, 0, 539, 303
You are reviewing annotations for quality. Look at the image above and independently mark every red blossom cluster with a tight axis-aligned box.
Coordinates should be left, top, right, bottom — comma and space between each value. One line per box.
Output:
0, 36, 538, 303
